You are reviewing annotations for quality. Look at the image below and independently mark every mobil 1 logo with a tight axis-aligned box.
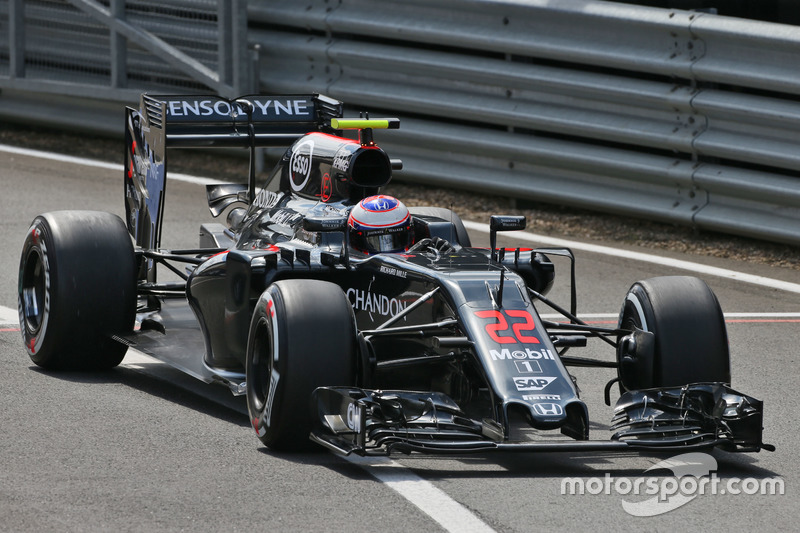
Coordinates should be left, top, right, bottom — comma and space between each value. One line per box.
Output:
514, 360, 542, 374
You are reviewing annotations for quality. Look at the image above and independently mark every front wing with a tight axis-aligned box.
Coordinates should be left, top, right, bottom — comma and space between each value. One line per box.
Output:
310, 383, 772, 456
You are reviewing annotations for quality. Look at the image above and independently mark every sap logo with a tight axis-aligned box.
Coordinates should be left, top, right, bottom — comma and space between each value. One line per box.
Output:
531, 403, 563, 416
346, 402, 361, 432
514, 376, 556, 391
490, 348, 555, 361
290, 139, 314, 191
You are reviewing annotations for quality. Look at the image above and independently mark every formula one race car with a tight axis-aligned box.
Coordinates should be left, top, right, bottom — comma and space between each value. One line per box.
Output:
18, 93, 772, 456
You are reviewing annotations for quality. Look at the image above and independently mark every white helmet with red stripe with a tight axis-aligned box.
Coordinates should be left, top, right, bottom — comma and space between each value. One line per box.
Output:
348, 195, 414, 254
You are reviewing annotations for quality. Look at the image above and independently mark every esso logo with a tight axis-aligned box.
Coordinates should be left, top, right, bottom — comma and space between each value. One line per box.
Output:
292, 154, 309, 175
289, 139, 314, 191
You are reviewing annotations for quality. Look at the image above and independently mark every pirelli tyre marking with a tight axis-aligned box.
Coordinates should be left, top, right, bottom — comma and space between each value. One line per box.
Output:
19, 224, 51, 355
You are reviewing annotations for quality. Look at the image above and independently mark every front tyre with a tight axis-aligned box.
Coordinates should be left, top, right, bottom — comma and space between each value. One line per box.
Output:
617, 276, 730, 391
18, 211, 136, 370
246, 279, 357, 450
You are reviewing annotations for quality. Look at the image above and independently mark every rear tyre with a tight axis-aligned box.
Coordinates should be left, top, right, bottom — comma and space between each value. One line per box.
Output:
617, 276, 730, 390
246, 279, 357, 450
409, 206, 472, 247
18, 211, 136, 370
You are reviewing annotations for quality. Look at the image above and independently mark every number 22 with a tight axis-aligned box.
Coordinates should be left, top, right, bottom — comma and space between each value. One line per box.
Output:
474, 309, 540, 344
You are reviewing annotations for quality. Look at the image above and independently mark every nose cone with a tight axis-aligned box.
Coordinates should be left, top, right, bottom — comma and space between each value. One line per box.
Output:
505, 400, 568, 440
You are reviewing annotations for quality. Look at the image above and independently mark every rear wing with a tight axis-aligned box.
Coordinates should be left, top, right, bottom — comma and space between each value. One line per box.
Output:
124, 93, 343, 264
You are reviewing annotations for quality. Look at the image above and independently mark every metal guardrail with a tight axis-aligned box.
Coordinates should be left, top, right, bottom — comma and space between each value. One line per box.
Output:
0, 0, 251, 131
1, 0, 800, 246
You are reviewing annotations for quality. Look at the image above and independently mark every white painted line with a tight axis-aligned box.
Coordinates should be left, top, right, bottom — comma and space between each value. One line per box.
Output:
121, 348, 496, 531
345, 455, 495, 533
539, 312, 800, 320
121, 350, 161, 367
4, 141, 797, 533
5, 308, 798, 328
0, 305, 18, 325
723, 312, 800, 318
463, 221, 800, 295
5, 141, 799, 295
0, 143, 120, 171
0, 143, 220, 186
2, 299, 494, 532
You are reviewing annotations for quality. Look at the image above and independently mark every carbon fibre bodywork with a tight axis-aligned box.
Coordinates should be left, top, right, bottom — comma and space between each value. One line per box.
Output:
118, 94, 771, 457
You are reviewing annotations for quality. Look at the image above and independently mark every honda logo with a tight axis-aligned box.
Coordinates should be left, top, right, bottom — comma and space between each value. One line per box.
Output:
532, 403, 563, 416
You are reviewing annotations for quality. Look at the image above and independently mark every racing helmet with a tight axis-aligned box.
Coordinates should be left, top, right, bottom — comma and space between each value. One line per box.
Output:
348, 195, 414, 254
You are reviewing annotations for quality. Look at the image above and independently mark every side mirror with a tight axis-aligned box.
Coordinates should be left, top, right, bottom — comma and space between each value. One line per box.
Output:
489, 215, 526, 262
206, 183, 249, 217
303, 216, 351, 269
227, 207, 247, 231
617, 328, 656, 392
490, 215, 526, 232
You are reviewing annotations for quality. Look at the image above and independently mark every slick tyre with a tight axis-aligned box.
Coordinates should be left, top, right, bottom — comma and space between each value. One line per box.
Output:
18, 211, 136, 370
246, 279, 357, 450
617, 276, 730, 391
409, 206, 472, 247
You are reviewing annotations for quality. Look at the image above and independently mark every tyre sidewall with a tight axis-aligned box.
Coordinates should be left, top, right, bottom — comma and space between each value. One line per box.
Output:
618, 276, 730, 390
18, 212, 136, 369
246, 280, 357, 450
247, 287, 286, 444
19, 218, 65, 367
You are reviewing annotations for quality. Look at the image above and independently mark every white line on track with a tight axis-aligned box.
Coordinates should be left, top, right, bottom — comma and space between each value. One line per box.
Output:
0, 143, 218, 186
0, 306, 20, 327
6, 142, 799, 294
4, 309, 799, 328
2, 143, 499, 532
345, 455, 495, 533
4, 142, 799, 533
462, 221, 800, 294
538, 312, 800, 320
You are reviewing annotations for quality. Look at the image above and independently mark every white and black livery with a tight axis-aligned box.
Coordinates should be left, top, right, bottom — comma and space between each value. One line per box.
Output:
18, 93, 773, 456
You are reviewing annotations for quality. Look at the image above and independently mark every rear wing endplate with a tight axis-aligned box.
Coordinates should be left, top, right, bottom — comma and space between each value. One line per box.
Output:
124, 93, 343, 268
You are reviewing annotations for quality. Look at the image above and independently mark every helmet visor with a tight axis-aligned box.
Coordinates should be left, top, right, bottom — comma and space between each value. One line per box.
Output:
362, 228, 410, 253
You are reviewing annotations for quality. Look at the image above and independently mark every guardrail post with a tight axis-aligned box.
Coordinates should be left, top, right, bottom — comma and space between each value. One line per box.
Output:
9, 0, 25, 78
110, 0, 127, 88
232, 0, 251, 95
220, 0, 251, 96
218, 0, 234, 92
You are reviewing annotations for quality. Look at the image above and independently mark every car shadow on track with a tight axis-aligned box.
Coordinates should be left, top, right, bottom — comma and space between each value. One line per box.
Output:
27, 361, 780, 481
256, 447, 379, 480
303, 447, 781, 482
28, 364, 251, 428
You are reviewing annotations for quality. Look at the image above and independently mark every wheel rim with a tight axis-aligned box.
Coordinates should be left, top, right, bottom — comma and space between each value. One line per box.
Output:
20, 248, 46, 334
250, 319, 273, 412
